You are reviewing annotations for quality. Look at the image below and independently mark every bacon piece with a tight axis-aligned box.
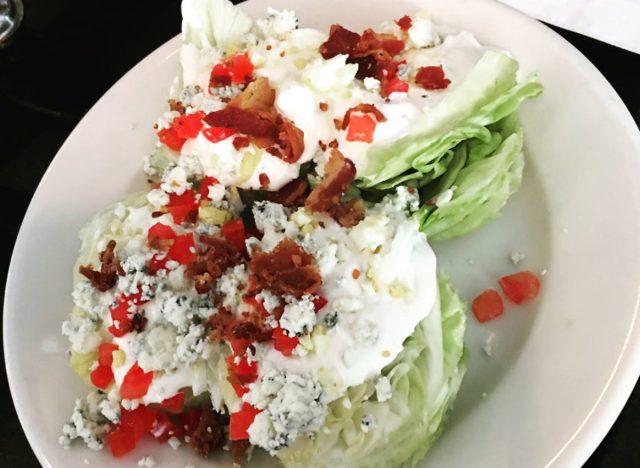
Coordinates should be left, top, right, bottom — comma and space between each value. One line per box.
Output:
348, 54, 378, 80
168, 99, 186, 114
186, 236, 244, 294
274, 119, 305, 163
209, 308, 235, 342
131, 313, 148, 333
320, 24, 361, 59
231, 321, 272, 342
187, 408, 229, 457
305, 150, 356, 213
233, 136, 251, 149
231, 77, 276, 113
268, 178, 309, 207
329, 198, 365, 227
328, 139, 339, 149
249, 239, 321, 298
415, 65, 451, 90
204, 107, 278, 139
341, 103, 387, 130
79, 240, 123, 292
230, 440, 252, 466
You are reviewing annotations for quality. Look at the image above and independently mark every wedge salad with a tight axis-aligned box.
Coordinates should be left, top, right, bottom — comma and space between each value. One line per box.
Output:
59, 0, 542, 466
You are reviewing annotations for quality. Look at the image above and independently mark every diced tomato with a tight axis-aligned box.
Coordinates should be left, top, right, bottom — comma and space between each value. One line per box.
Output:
272, 327, 299, 357
98, 343, 119, 367
161, 392, 185, 414
230, 338, 253, 355
108, 300, 132, 337
166, 233, 196, 265
90, 365, 114, 389
243, 295, 269, 316
157, 127, 185, 152
120, 363, 153, 399
222, 219, 246, 252
229, 403, 261, 441
172, 111, 205, 139
396, 15, 413, 31
147, 222, 176, 246
226, 355, 258, 384
150, 411, 183, 443
415, 65, 451, 90
198, 175, 222, 198
229, 53, 254, 84
107, 426, 137, 457
203, 126, 237, 143
499, 271, 541, 305
232, 382, 250, 398
167, 189, 199, 225
312, 296, 328, 312
381, 39, 405, 55
120, 405, 157, 441
148, 254, 168, 274
384, 77, 409, 95
471, 289, 504, 323
346, 114, 377, 143
211, 62, 231, 79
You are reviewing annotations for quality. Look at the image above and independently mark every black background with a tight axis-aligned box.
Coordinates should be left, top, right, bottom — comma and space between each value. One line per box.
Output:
1, 1, 639, 466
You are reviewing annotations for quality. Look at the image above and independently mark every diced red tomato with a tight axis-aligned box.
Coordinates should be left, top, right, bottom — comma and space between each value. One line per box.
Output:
384, 77, 409, 95
471, 289, 504, 323
381, 39, 405, 55
120, 363, 154, 399
272, 327, 299, 357
226, 355, 258, 384
203, 126, 237, 143
172, 111, 205, 139
211, 62, 231, 79
229, 53, 254, 84
229, 403, 261, 441
415, 65, 451, 90
499, 271, 541, 305
148, 254, 168, 274
198, 175, 222, 198
396, 15, 413, 31
230, 338, 253, 355
232, 382, 250, 398
222, 219, 246, 252
157, 127, 185, 152
166, 233, 196, 265
90, 365, 114, 389
312, 296, 328, 312
167, 189, 199, 225
346, 114, 377, 143
147, 222, 176, 246
120, 405, 157, 441
107, 426, 137, 457
108, 300, 132, 337
150, 411, 183, 443
98, 343, 119, 367
243, 295, 269, 316
161, 392, 185, 414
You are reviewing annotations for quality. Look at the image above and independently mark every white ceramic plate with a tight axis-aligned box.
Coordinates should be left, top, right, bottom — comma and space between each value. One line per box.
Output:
5, 0, 640, 467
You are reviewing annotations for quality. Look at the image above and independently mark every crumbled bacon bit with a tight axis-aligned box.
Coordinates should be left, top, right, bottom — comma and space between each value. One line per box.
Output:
348, 55, 378, 80
352, 269, 361, 279
230, 440, 252, 466
187, 408, 228, 457
319, 102, 329, 112
231, 321, 272, 341
328, 139, 339, 149
233, 136, 251, 149
206, 107, 278, 140
209, 308, 235, 342
186, 236, 244, 294
341, 103, 387, 130
268, 178, 309, 207
151, 211, 164, 218
396, 15, 413, 31
249, 239, 321, 298
320, 24, 361, 59
230, 77, 276, 114
415, 65, 451, 90
274, 119, 305, 163
79, 240, 123, 292
259, 173, 270, 189
168, 99, 186, 114
318, 140, 327, 152
305, 150, 356, 213
131, 313, 148, 333
329, 198, 365, 227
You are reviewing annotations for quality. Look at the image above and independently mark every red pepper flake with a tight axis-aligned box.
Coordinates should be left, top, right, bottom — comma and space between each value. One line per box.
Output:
396, 15, 413, 31
415, 65, 451, 90
318, 140, 327, 152
259, 173, 270, 189
328, 139, 339, 149
352, 269, 360, 279
333, 118, 343, 130
279, 51, 286, 58
319, 102, 329, 112
233, 136, 251, 150
266, 44, 272, 51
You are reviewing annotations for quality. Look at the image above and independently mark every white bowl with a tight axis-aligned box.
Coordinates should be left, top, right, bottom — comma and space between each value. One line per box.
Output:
5, 0, 640, 467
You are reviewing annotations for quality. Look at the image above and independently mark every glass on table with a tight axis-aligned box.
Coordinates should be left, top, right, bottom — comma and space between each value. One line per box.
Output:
0, 0, 23, 45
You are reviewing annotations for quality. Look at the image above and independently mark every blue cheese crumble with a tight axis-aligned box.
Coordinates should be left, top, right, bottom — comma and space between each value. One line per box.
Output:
59, 391, 110, 450
279, 295, 316, 337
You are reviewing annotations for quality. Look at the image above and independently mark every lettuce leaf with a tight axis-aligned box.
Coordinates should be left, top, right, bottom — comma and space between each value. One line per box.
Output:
181, 0, 253, 50
277, 274, 467, 468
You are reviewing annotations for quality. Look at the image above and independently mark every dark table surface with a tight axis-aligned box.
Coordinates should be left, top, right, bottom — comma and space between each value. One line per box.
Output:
1, 1, 639, 466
